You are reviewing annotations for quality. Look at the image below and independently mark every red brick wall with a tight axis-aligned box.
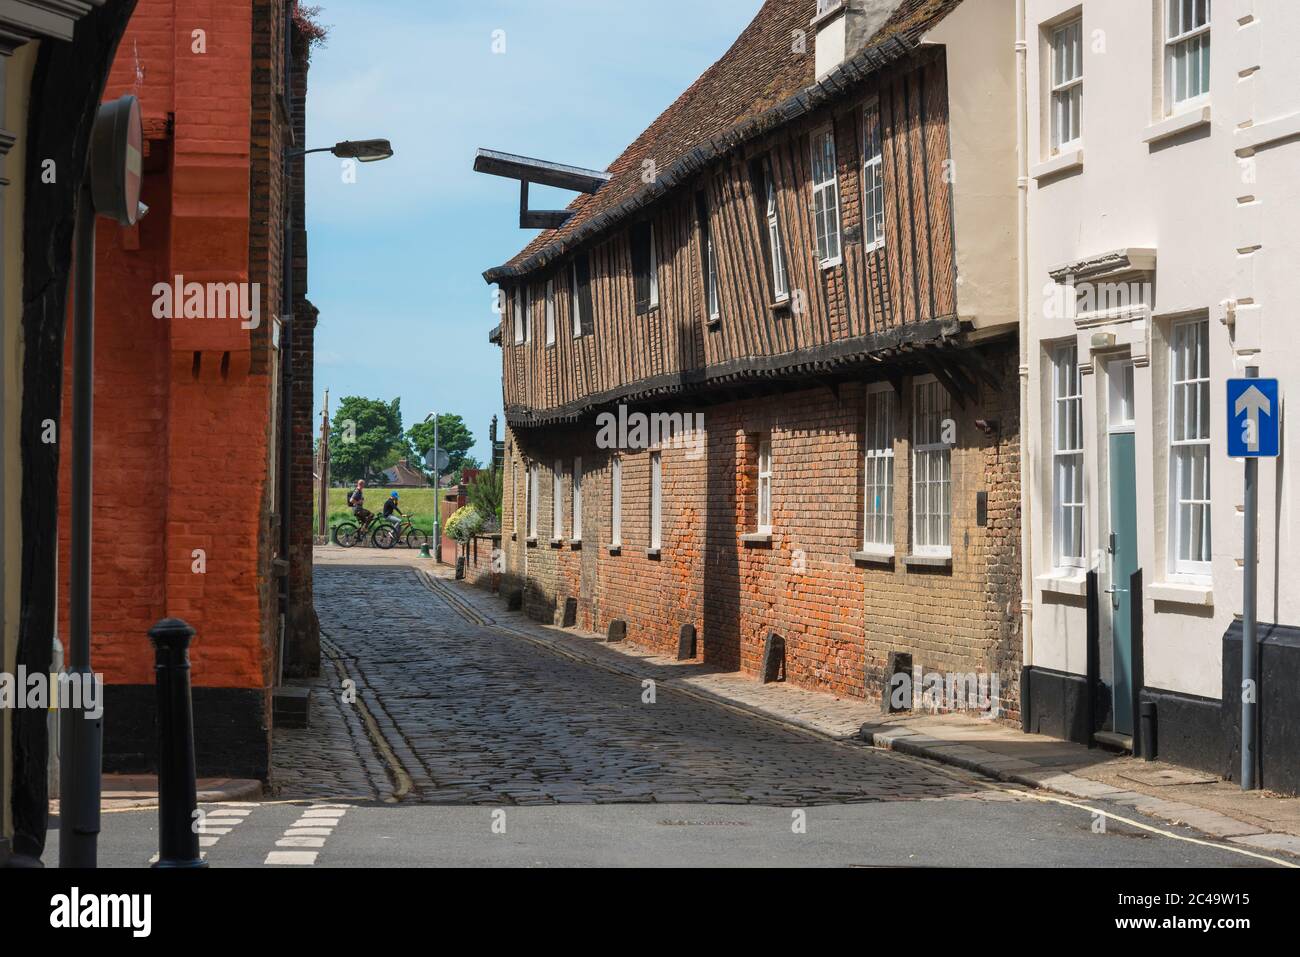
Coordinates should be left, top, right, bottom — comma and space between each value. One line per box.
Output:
499, 347, 1022, 719
57, 0, 278, 698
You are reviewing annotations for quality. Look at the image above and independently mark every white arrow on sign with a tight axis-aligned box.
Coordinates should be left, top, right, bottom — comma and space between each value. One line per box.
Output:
1235, 385, 1272, 453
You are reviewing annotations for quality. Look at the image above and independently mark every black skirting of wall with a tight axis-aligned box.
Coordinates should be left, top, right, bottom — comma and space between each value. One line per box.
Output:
1137, 687, 1224, 777
1027, 620, 1300, 796
101, 685, 270, 781
1223, 621, 1300, 796
1022, 666, 1095, 746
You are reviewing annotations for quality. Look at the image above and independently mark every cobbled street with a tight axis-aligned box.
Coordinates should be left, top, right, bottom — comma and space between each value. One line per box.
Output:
63, 550, 1285, 868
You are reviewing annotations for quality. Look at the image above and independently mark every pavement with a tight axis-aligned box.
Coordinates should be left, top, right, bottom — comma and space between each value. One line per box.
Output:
49, 775, 262, 813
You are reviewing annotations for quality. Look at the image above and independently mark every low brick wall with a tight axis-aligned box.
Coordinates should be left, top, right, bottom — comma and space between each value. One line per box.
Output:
464, 534, 502, 591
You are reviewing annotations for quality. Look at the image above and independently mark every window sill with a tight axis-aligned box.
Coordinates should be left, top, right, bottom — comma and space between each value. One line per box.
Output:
770, 299, 791, 314
1235, 109, 1300, 155
1031, 148, 1083, 182
819, 257, 842, 271
852, 549, 895, 567
864, 238, 884, 254
606, 544, 622, 556
1149, 581, 1214, 608
526, 537, 538, 548
706, 317, 721, 330
569, 540, 582, 550
511, 533, 517, 542
903, 553, 952, 570
1144, 105, 1211, 145
741, 532, 773, 547
550, 538, 565, 548
1037, 571, 1088, 597
645, 547, 661, 560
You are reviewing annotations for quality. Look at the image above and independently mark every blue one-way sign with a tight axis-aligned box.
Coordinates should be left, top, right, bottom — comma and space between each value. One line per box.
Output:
1227, 378, 1280, 458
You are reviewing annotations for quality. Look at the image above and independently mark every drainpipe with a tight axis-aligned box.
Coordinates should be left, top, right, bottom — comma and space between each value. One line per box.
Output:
1016, 0, 1035, 724
277, 4, 295, 685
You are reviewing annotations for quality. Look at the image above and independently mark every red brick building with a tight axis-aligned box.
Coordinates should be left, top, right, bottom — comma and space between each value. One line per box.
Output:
52, 0, 318, 779
481, 0, 1025, 718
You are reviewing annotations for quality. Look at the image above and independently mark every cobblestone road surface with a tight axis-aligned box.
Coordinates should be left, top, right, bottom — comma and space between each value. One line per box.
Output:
274, 557, 996, 807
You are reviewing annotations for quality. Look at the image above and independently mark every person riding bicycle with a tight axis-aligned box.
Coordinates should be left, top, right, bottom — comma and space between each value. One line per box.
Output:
382, 491, 404, 528
348, 480, 373, 527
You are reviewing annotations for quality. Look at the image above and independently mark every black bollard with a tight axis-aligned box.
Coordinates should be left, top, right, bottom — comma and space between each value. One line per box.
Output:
149, 618, 207, 869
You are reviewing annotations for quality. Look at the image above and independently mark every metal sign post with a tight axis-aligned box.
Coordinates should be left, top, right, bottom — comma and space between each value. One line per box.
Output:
1227, 370, 1281, 791
62, 95, 144, 869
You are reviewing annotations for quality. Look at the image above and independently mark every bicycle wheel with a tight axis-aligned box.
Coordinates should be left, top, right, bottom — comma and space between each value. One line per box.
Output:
404, 528, 428, 550
334, 523, 359, 548
372, 524, 398, 550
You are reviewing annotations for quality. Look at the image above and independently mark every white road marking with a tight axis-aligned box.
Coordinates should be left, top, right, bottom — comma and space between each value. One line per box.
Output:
264, 804, 352, 866
146, 802, 255, 865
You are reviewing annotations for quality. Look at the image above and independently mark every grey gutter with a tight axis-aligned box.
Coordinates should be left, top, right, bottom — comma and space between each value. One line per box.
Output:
482, 35, 917, 285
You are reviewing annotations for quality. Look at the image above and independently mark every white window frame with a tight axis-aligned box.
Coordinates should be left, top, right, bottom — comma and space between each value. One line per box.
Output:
764, 163, 790, 301
649, 451, 663, 550
810, 126, 842, 268
648, 224, 660, 310
863, 385, 895, 550
706, 227, 720, 320
571, 261, 584, 338
545, 278, 556, 345
1169, 317, 1211, 577
1052, 343, 1085, 568
862, 102, 885, 250
552, 459, 564, 540
512, 460, 519, 535
1164, 0, 1211, 114
524, 286, 532, 344
513, 288, 525, 344
912, 377, 952, 556
1050, 18, 1083, 153
611, 455, 623, 547
572, 456, 583, 542
756, 437, 773, 534
527, 462, 539, 539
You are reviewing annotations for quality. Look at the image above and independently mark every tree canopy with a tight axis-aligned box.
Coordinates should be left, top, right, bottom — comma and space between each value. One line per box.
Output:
329, 396, 404, 484
407, 413, 475, 478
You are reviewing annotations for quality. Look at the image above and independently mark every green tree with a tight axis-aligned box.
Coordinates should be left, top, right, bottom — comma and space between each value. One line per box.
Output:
467, 466, 502, 522
329, 396, 404, 484
452, 456, 484, 485
407, 413, 475, 479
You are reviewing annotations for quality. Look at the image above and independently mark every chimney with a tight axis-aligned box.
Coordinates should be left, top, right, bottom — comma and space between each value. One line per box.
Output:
812, 1, 905, 79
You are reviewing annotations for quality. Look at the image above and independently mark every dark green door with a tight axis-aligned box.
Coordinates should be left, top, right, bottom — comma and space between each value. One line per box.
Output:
1108, 431, 1138, 736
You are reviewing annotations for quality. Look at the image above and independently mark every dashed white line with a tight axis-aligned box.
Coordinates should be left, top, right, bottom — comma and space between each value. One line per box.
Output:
264, 804, 352, 866
147, 802, 255, 864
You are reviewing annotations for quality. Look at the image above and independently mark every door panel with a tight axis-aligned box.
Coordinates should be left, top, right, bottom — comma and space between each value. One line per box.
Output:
1108, 431, 1138, 735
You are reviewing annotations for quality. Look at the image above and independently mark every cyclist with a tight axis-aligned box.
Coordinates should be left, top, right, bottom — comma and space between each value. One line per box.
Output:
348, 480, 373, 528
382, 491, 404, 529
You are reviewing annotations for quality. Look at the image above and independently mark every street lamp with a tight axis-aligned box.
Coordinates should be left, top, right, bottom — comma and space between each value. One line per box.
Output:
421, 413, 442, 562
289, 137, 394, 162
277, 135, 391, 684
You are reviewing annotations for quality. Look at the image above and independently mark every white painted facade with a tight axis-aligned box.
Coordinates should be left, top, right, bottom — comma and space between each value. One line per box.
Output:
1024, 0, 1299, 707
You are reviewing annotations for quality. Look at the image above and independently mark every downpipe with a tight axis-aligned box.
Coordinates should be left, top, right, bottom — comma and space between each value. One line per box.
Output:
1015, 0, 1034, 730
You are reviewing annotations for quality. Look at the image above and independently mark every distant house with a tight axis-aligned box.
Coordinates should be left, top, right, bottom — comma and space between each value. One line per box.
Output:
381, 458, 430, 488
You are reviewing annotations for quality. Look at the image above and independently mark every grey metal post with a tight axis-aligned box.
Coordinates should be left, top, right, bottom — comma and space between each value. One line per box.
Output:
1241, 366, 1260, 790
61, 183, 102, 868
433, 414, 441, 563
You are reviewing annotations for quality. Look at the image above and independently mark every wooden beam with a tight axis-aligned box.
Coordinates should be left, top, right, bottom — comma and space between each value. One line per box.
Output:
476, 148, 611, 194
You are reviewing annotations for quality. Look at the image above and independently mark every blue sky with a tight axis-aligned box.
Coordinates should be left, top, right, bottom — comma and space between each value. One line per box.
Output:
306, 0, 760, 465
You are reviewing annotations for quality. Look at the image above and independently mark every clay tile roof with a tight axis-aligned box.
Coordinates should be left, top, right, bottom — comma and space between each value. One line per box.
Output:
484, 0, 962, 285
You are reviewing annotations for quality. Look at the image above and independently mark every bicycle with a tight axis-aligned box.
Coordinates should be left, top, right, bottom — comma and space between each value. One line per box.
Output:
373, 514, 428, 550
333, 509, 381, 548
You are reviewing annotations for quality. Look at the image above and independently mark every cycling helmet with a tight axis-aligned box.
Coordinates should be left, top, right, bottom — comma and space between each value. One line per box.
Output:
390, 492, 399, 499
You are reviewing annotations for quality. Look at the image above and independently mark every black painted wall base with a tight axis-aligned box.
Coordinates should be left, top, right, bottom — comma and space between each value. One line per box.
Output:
1024, 619, 1300, 796
101, 685, 270, 781
1223, 621, 1300, 795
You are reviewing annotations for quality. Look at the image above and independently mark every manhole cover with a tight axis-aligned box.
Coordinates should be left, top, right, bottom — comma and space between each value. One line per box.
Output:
1119, 767, 1219, 787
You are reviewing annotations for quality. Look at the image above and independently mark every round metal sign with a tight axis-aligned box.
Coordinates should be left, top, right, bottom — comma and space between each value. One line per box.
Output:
423, 448, 450, 473
89, 95, 144, 226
